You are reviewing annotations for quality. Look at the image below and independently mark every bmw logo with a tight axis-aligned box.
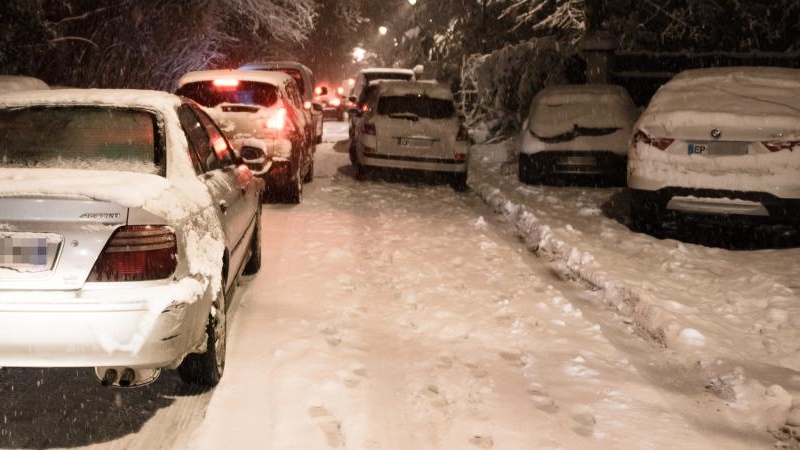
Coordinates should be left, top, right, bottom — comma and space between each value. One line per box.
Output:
710, 128, 722, 139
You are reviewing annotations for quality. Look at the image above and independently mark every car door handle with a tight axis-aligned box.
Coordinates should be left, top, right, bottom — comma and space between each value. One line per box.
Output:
219, 200, 228, 213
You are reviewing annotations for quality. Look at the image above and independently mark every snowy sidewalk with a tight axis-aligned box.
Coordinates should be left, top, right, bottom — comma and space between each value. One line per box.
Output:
468, 140, 800, 444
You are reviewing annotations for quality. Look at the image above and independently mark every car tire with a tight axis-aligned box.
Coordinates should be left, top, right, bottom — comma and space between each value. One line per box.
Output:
348, 140, 358, 166
242, 208, 261, 276
629, 189, 662, 233
177, 283, 227, 387
303, 157, 314, 183
451, 172, 468, 192
518, 153, 540, 184
284, 172, 303, 204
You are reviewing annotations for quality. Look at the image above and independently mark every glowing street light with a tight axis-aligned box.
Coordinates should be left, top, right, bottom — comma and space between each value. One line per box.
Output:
352, 46, 366, 62
408, 0, 417, 4
378, 26, 388, 35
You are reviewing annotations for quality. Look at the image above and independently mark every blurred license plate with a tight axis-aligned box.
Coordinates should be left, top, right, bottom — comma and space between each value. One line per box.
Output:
0, 233, 59, 271
689, 141, 747, 156
560, 156, 596, 166
397, 138, 433, 147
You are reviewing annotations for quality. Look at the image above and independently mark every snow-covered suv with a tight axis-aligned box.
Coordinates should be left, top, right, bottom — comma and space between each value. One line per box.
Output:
628, 66, 800, 230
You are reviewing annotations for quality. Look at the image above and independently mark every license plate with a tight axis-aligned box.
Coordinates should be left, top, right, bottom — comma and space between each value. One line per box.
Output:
0, 233, 60, 272
397, 137, 433, 147
688, 141, 747, 156
560, 156, 596, 166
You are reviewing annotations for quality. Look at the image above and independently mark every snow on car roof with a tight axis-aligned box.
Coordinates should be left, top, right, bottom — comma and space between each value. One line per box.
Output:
375, 81, 453, 99
0, 87, 181, 110
534, 83, 633, 103
177, 69, 293, 88
0, 75, 49, 93
638, 66, 800, 138
360, 67, 415, 75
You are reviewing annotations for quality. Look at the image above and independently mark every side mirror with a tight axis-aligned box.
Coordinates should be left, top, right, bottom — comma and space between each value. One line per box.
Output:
348, 96, 357, 103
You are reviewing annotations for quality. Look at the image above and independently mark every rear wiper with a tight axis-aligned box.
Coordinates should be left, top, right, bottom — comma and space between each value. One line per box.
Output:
530, 124, 620, 143
388, 112, 419, 121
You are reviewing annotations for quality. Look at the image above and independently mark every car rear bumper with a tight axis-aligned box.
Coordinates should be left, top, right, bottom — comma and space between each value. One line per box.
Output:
520, 151, 626, 178
0, 278, 210, 369
630, 187, 800, 223
362, 153, 468, 173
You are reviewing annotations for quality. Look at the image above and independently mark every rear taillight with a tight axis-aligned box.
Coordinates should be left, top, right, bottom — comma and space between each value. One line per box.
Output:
454, 152, 467, 161
87, 225, 177, 282
330, 98, 341, 107
762, 140, 799, 152
457, 124, 469, 141
212, 136, 229, 158
363, 123, 376, 135
633, 130, 673, 151
266, 107, 287, 130
213, 79, 239, 88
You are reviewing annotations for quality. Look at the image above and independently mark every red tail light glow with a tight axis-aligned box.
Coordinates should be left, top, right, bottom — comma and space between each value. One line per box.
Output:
88, 225, 177, 282
336, 87, 345, 96
213, 78, 239, 88
633, 130, 673, 151
363, 123, 376, 135
303, 101, 312, 110
314, 86, 323, 95
457, 125, 469, 141
454, 152, 467, 161
330, 98, 341, 107
762, 140, 798, 152
212, 136, 229, 158
266, 107, 287, 130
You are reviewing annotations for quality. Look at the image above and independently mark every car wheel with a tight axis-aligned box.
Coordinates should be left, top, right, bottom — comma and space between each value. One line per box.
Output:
284, 171, 303, 204
177, 283, 227, 387
303, 157, 315, 183
518, 153, 540, 184
242, 208, 261, 276
629, 190, 662, 233
451, 172, 468, 192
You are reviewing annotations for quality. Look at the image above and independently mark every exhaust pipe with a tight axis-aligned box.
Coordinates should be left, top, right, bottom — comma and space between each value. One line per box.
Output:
119, 368, 136, 387
94, 366, 161, 387
101, 368, 118, 387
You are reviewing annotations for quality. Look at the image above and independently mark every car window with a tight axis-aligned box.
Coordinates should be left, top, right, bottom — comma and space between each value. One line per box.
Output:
0, 106, 164, 175
177, 104, 228, 173
176, 81, 279, 108
377, 95, 455, 119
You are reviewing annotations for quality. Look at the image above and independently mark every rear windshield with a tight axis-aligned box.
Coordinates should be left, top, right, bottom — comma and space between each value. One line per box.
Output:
0, 106, 163, 174
176, 81, 279, 108
377, 95, 455, 119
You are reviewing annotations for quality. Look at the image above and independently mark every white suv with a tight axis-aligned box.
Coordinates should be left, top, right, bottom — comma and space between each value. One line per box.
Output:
628, 66, 800, 230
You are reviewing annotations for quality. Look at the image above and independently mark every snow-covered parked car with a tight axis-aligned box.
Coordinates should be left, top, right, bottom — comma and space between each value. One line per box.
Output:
628, 66, 800, 231
0, 89, 264, 388
177, 69, 315, 203
0, 74, 49, 93
518, 84, 638, 186
349, 80, 470, 191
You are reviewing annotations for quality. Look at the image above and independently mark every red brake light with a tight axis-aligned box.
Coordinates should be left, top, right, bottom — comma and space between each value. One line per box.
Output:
762, 140, 798, 152
87, 225, 177, 282
213, 78, 239, 88
314, 86, 323, 95
330, 98, 341, 107
457, 124, 469, 141
454, 152, 467, 161
633, 130, 673, 151
266, 107, 287, 130
363, 123, 376, 135
212, 136, 229, 158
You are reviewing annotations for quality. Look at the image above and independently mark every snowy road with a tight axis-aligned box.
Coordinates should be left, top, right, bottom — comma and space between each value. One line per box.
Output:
0, 122, 791, 449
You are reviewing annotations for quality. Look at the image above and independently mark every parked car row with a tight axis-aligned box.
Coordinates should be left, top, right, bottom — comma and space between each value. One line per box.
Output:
0, 60, 323, 389
517, 66, 800, 231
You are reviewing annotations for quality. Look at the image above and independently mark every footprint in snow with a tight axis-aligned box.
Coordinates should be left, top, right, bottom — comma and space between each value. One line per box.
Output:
528, 385, 559, 414
570, 408, 596, 437
319, 325, 342, 347
308, 405, 346, 448
336, 365, 367, 388
469, 434, 494, 448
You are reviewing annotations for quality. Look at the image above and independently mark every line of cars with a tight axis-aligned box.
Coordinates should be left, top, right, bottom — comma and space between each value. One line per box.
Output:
516, 66, 800, 232
0, 61, 321, 389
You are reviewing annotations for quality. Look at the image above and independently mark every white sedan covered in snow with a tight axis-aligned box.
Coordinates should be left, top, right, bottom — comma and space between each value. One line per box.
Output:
628, 66, 800, 231
518, 83, 638, 186
349, 80, 470, 191
0, 89, 263, 388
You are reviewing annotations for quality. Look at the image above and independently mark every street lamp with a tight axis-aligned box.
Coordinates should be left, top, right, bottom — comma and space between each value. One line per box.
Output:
408, 0, 417, 4
379, 26, 388, 36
